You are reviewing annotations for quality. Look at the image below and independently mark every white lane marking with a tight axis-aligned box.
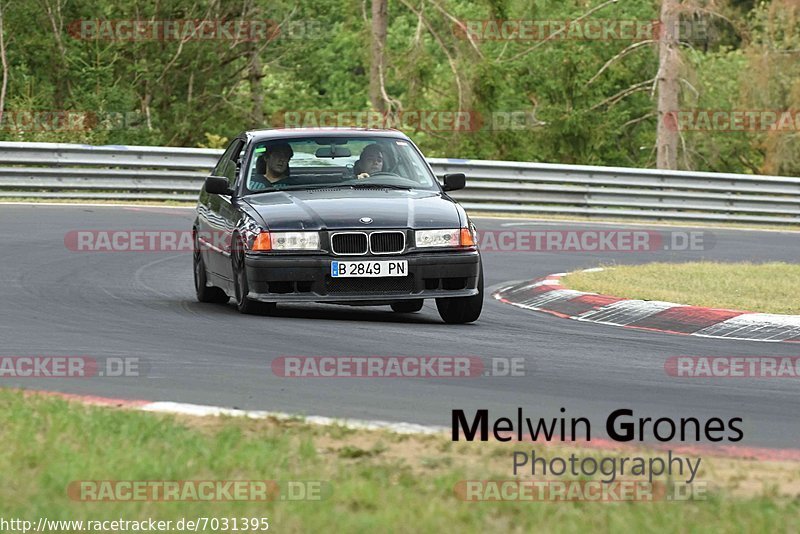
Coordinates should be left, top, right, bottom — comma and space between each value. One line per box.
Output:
516, 288, 585, 309
141, 401, 446, 435
491, 277, 564, 297
525, 279, 561, 289
575, 300, 682, 326
693, 313, 800, 342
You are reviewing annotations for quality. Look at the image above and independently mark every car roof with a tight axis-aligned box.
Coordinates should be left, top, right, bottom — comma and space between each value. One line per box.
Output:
242, 127, 413, 143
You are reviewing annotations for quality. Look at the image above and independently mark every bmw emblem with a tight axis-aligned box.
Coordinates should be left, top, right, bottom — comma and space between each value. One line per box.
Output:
359, 217, 374, 224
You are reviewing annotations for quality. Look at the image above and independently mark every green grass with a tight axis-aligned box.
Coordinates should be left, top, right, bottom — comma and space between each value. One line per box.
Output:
2, 390, 800, 533
563, 262, 800, 315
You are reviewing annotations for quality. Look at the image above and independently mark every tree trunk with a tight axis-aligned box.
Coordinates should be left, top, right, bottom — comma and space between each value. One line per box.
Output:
42, 0, 71, 107
656, 0, 680, 169
0, 1, 7, 126
369, 0, 388, 112
248, 46, 264, 128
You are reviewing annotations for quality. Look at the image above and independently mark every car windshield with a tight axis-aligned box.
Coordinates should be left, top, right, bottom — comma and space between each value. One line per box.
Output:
242, 136, 439, 194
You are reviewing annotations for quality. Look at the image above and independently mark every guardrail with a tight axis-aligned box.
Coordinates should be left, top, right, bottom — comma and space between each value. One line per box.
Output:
1, 141, 798, 225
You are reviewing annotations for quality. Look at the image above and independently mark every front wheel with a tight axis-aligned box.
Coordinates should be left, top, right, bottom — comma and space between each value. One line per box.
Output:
435, 265, 483, 324
194, 236, 229, 304
232, 240, 275, 315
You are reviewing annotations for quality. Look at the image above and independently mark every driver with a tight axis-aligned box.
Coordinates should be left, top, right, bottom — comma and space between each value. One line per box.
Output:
354, 144, 385, 179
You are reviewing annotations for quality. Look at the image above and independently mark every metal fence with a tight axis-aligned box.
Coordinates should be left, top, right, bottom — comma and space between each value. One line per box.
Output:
1, 141, 798, 225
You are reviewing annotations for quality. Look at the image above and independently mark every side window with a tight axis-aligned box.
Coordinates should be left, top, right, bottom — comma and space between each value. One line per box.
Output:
213, 140, 245, 186
212, 141, 236, 176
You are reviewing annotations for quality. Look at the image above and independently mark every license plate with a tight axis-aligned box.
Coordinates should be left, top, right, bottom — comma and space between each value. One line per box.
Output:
331, 260, 408, 278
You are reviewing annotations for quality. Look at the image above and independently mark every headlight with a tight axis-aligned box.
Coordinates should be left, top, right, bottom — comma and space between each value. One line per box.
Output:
416, 229, 463, 248
252, 231, 320, 251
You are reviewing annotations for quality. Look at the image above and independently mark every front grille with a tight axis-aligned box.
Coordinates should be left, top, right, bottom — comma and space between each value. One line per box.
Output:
370, 231, 406, 254
331, 232, 368, 255
325, 276, 414, 294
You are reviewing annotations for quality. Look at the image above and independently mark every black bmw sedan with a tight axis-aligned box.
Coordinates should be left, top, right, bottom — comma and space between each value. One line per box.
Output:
193, 128, 483, 323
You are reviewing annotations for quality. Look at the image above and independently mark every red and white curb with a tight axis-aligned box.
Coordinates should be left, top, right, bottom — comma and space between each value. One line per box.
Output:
17, 389, 800, 462
493, 270, 800, 343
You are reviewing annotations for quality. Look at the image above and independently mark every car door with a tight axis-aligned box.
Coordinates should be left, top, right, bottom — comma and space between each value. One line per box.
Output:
202, 138, 245, 278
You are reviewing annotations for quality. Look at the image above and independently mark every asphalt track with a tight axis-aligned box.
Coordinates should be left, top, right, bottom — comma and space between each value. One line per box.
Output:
2, 204, 799, 450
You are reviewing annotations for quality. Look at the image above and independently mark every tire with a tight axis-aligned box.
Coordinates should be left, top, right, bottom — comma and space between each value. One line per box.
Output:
391, 299, 424, 313
194, 236, 229, 304
231, 237, 275, 315
435, 264, 483, 324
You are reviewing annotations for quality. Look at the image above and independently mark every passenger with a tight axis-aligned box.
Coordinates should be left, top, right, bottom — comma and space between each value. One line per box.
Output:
251, 142, 294, 190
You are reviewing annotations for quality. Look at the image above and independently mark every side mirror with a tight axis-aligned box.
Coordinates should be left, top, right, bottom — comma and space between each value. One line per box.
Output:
442, 173, 466, 192
204, 176, 232, 195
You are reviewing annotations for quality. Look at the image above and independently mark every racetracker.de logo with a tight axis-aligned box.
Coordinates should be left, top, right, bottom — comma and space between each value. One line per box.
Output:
272, 110, 544, 132
273, 110, 482, 132
664, 110, 800, 132
453, 19, 710, 42
67, 480, 330, 501
67, 19, 284, 41
0, 111, 143, 132
476, 230, 711, 252
666, 356, 800, 378
453, 19, 660, 41
271, 356, 525, 378
453, 480, 706, 502
64, 230, 222, 252
0, 356, 144, 378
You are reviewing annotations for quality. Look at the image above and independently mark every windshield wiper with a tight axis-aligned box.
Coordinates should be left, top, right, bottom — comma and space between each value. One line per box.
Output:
350, 183, 412, 190
274, 184, 355, 192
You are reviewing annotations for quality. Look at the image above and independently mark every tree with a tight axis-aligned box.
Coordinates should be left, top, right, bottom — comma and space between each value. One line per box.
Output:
369, 0, 388, 112
0, 0, 7, 126
656, 0, 681, 169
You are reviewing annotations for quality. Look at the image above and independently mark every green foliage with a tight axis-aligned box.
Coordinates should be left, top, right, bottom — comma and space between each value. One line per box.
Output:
198, 133, 229, 149
0, 0, 795, 175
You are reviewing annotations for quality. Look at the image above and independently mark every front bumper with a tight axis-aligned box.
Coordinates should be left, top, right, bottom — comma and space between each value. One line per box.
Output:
244, 250, 480, 303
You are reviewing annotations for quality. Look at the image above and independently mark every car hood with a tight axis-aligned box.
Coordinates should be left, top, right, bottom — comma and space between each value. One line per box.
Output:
243, 189, 462, 230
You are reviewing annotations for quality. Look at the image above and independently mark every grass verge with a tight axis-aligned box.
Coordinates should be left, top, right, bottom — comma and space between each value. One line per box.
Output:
1, 390, 800, 532
563, 262, 800, 315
